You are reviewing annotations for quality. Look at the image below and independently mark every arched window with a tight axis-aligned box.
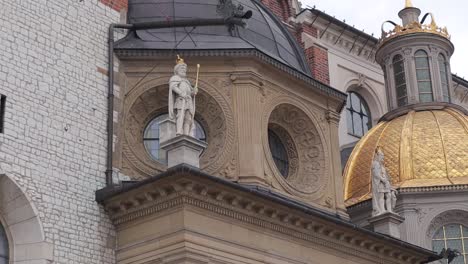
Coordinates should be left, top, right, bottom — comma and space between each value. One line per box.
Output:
346, 92, 372, 138
432, 224, 468, 264
0, 222, 9, 264
393, 54, 408, 107
268, 129, 289, 178
143, 113, 206, 163
438, 54, 451, 102
415, 50, 434, 103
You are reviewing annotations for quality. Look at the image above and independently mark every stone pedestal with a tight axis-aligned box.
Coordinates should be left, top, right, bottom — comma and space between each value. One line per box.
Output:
160, 135, 207, 168
159, 118, 207, 168
369, 212, 405, 238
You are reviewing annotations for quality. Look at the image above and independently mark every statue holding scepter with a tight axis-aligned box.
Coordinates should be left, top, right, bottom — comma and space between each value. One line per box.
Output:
168, 55, 200, 136
371, 147, 396, 216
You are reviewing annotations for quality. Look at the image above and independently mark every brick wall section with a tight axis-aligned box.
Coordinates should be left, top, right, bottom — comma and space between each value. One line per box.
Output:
301, 23, 318, 38
0, 0, 121, 263
261, 0, 291, 22
305, 45, 330, 85
100, 0, 128, 12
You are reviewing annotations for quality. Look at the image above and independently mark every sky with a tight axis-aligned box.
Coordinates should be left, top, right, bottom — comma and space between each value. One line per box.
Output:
301, 0, 468, 79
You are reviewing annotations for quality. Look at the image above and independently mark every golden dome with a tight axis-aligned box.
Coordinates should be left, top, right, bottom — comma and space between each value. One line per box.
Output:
344, 107, 468, 206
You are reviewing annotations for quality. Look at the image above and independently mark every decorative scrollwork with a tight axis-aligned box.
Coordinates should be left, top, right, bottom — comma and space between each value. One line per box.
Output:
121, 77, 236, 180
266, 103, 326, 196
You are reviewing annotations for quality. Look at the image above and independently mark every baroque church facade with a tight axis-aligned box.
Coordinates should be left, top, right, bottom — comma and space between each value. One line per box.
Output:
0, 0, 466, 264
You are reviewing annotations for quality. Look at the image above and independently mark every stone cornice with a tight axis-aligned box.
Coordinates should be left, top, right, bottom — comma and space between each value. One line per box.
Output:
114, 49, 347, 106
399, 184, 468, 194
97, 165, 437, 264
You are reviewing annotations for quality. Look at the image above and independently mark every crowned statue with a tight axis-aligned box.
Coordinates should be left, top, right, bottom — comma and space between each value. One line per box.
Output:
168, 55, 200, 136
371, 147, 397, 216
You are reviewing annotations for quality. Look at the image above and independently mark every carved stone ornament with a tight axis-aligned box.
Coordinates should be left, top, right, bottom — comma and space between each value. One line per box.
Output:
264, 101, 328, 198
426, 210, 468, 239
121, 76, 236, 180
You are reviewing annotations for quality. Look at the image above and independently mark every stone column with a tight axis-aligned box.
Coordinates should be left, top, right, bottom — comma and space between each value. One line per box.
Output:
231, 72, 267, 186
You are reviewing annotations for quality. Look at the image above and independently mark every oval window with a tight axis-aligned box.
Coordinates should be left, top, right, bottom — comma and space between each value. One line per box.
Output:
268, 129, 289, 178
143, 113, 206, 163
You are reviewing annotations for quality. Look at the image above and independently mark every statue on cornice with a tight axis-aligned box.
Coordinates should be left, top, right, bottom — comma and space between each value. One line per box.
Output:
371, 147, 397, 216
168, 55, 199, 136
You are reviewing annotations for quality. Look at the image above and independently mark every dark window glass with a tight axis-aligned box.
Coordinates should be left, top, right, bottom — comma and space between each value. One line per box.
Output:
0, 222, 8, 263
268, 129, 289, 178
0, 95, 5, 134
393, 54, 408, 107
432, 224, 468, 264
346, 92, 372, 138
415, 50, 434, 102
438, 54, 451, 102
143, 113, 206, 163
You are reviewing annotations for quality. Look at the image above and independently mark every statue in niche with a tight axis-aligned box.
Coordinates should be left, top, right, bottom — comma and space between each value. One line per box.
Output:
168, 55, 200, 136
372, 147, 397, 216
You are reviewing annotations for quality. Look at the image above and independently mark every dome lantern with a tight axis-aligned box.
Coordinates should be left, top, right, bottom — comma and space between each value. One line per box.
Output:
376, 1, 454, 110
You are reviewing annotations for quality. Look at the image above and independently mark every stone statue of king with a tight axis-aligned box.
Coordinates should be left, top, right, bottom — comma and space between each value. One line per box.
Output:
168, 55, 198, 136
371, 147, 397, 216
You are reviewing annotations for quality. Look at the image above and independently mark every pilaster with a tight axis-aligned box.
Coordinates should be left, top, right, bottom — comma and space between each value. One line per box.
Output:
230, 72, 267, 186
326, 110, 348, 219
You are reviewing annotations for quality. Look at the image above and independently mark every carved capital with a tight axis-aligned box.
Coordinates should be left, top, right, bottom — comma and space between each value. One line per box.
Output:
403, 48, 412, 57
230, 72, 264, 87
326, 110, 341, 124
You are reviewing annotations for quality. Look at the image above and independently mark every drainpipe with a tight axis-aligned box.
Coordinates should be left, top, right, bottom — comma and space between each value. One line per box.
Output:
105, 18, 249, 187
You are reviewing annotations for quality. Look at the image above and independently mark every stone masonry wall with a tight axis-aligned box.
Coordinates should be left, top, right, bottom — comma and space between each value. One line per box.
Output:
0, 0, 120, 263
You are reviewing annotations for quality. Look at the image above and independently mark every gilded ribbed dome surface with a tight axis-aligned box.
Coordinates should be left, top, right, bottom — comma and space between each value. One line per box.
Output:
344, 107, 468, 205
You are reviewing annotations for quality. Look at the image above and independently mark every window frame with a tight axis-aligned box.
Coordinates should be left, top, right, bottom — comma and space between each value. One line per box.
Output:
415, 50, 434, 103
346, 92, 372, 138
143, 113, 206, 163
432, 224, 468, 264
0, 95, 5, 134
392, 54, 408, 107
267, 128, 289, 178
0, 220, 9, 263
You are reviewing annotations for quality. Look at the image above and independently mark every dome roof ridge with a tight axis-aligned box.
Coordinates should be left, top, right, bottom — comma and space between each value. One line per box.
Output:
115, 0, 311, 76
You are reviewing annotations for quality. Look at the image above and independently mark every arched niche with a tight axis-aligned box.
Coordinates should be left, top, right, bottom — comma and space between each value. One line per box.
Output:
0, 174, 53, 263
345, 80, 385, 125
424, 209, 468, 249
121, 77, 235, 179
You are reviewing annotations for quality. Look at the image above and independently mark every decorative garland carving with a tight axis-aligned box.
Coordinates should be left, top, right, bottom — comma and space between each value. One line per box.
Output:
264, 100, 328, 198
426, 210, 468, 239
120, 76, 236, 179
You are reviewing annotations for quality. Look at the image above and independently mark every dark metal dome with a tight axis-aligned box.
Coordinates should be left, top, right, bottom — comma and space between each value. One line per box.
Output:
115, 0, 311, 76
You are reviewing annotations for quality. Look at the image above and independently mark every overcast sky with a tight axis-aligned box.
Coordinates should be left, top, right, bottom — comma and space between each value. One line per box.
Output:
301, 0, 468, 79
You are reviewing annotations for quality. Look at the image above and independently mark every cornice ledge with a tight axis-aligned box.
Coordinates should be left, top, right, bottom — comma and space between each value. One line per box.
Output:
399, 184, 468, 193
113, 49, 347, 102
99, 168, 436, 264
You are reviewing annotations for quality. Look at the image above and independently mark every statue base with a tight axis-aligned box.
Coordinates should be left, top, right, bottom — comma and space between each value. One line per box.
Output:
160, 135, 207, 169
369, 212, 405, 238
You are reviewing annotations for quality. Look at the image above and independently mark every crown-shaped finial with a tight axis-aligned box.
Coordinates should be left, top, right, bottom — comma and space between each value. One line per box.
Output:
405, 0, 413, 8
176, 55, 185, 65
